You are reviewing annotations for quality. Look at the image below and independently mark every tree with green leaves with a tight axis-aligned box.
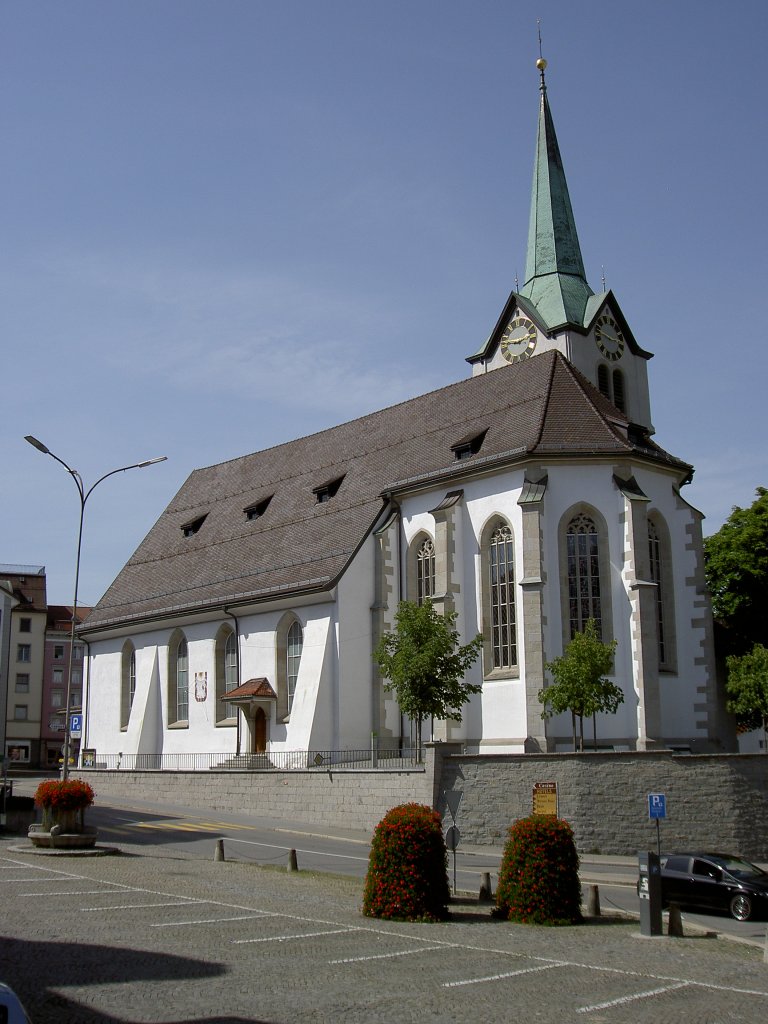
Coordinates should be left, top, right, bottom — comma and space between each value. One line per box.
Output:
725, 643, 768, 750
704, 486, 768, 656
538, 619, 622, 752
373, 599, 483, 753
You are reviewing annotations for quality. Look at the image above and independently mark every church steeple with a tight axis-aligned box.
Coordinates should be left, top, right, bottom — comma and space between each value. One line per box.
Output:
518, 58, 595, 331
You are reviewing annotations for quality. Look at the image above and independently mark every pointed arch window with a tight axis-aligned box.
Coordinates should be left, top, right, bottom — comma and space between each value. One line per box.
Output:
168, 632, 189, 726
276, 614, 303, 721
287, 621, 303, 712
566, 513, 602, 638
648, 520, 665, 664
648, 515, 676, 671
215, 627, 239, 723
487, 522, 517, 670
176, 639, 189, 722
120, 641, 136, 730
416, 537, 435, 605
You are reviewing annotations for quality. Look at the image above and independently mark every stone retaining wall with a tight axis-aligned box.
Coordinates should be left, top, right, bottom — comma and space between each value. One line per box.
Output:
436, 750, 768, 859
78, 750, 768, 858
81, 764, 430, 835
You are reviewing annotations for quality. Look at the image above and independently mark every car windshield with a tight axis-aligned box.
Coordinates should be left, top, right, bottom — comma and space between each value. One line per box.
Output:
715, 856, 766, 880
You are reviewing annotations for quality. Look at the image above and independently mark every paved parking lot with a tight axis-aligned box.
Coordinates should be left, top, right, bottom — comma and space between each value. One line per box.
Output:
1, 836, 768, 1023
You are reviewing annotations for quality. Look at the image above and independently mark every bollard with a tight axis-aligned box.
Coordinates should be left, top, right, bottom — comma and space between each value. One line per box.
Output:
667, 902, 684, 937
287, 848, 299, 872
764, 922, 768, 964
478, 872, 493, 902
586, 884, 600, 917
214, 838, 225, 862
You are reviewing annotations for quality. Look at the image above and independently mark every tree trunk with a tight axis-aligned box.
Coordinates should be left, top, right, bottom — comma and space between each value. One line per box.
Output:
571, 711, 577, 752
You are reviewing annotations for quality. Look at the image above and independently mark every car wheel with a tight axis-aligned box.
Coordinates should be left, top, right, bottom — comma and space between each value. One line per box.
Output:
729, 894, 752, 921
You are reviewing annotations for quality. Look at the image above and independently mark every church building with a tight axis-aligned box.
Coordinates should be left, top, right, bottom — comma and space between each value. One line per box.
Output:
81, 59, 727, 761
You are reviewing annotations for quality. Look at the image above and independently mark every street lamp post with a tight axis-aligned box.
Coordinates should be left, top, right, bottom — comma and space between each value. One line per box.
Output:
25, 436, 167, 780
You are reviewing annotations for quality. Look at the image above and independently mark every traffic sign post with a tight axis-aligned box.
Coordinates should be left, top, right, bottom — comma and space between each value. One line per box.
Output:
443, 791, 462, 894
647, 793, 666, 856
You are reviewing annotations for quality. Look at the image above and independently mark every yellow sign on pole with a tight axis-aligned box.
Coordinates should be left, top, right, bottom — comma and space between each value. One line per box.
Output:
532, 781, 558, 816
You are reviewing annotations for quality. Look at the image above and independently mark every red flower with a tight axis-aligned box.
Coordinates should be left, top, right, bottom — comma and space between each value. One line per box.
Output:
34, 779, 94, 811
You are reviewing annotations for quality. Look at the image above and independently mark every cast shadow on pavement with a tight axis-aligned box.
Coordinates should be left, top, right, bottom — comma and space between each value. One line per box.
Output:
0, 935, 274, 1023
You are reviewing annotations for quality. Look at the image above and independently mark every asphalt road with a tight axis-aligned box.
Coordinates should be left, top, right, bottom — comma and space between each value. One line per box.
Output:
8, 775, 768, 949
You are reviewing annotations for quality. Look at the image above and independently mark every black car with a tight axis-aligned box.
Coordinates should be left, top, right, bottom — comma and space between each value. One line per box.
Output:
659, 853, 768, 921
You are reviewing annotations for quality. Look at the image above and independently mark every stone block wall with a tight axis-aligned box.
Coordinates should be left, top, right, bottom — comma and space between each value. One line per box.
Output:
435, 751, 768, 859
80, 765, 429, 835
78, 749, 768, 859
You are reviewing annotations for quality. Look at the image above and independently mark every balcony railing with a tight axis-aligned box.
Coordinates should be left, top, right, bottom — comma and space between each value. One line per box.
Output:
82, 747, 423, 772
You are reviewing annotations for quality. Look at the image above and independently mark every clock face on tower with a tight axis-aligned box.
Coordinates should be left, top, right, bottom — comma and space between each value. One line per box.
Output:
594, 314, 625, 361
500, 315, 537, 363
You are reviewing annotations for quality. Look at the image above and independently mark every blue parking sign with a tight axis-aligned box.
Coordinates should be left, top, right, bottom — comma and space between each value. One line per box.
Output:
69, 714, 83, 737
648, 793, 666, 819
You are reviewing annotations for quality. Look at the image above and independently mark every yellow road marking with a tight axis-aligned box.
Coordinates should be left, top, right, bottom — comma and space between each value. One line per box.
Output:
131, 819, 255, 833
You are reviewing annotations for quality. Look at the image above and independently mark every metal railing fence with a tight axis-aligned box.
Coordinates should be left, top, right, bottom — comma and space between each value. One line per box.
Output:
81, 747, 423, 772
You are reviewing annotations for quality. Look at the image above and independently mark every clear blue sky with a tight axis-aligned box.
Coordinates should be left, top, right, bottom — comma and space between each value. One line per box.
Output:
3, 0, 766, 606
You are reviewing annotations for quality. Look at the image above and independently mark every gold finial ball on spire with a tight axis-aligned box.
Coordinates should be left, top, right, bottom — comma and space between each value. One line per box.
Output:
536, 57, 547, 72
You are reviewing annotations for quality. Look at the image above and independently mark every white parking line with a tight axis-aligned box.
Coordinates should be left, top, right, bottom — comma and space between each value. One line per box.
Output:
79, 901, 204, 912
234, 928, 354, 944
18, 889, 128, 897
444, 963, 564, 988
6, 857, 768, 1012
331, 946, 445, 964
577, 981, 690, 1013
2, 877, 62, 882
153, 913, 277, 928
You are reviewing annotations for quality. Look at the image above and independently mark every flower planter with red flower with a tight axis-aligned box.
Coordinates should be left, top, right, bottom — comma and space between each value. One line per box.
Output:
29, 779, 97, 849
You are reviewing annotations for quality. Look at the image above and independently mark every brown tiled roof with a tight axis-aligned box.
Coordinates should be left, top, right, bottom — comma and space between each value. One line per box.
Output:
83, 353, 690, 632
46, 605, 93, 631
222, 678, 277, 700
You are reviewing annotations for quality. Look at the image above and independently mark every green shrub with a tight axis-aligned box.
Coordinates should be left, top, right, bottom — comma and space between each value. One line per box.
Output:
495, 815, 582, 925
362, 803, 450, 921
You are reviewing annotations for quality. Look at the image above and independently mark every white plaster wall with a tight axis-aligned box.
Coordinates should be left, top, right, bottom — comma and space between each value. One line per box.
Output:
464, 471, 529, 748
236, 603, 335, 752
399, 471, 533, 751
283, 611, 334, 751
335, 538, 377, 750
87, 604, 338, 758
632, 469, 713, 742
84, 457, 712, 759
540, 464, 638, 744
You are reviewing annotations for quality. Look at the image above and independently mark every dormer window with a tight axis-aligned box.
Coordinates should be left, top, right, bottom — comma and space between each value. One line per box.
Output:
312, 475, 345, 504
181, 514, 208, 538
628, 423, 651, 447
244, 495, 273, 521
451, 428, 488, 461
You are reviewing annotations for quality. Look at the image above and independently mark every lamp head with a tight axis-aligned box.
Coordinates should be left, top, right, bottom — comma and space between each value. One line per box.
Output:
137, 456, 168, 468
25, 435, 50, 454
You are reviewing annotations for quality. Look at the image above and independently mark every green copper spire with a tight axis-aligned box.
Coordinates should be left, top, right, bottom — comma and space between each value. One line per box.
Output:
518, 58, 594, 331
